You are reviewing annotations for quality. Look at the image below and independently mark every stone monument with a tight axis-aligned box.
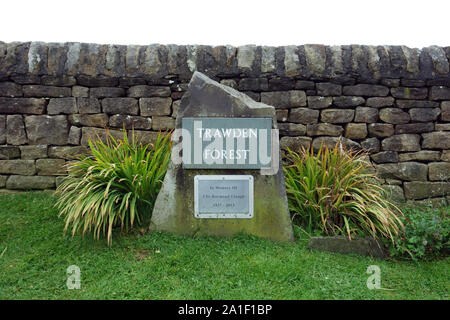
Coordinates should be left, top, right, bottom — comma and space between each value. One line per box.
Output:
150, 72, 294, 241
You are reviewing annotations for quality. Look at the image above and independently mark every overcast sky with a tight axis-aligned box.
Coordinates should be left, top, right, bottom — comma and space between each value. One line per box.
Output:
1, 0, 448, 48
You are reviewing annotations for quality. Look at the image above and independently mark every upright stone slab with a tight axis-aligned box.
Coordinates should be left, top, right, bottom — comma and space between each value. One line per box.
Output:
150, 72, 294, 241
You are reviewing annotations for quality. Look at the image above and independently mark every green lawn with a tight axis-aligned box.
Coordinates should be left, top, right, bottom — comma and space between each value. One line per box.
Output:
0, 191, 448, 300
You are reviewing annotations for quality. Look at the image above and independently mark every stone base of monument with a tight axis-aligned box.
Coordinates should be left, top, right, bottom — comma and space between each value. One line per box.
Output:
150, 71, 294, 242
306, 236, 387, 259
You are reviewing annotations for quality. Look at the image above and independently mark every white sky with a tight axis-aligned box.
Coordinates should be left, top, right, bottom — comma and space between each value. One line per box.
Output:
1, 0, 448, 48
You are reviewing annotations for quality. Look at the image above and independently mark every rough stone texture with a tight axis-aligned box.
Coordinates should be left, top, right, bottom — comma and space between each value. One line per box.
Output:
395, 122, 434, 134
0, 115, 5, 144
0, 146, 20, 160
25, 115, 69, 145
383, 185, 405, 202
371, 151, 398, 164
442, 101, 450, 121
48, 146, 89, 160
19, 145, 47, 160
366, 97, 395, 108
321, 109, 354, 123
280, 136, 312, 152
23, 85, 71, 98
307, 96, 332, 109
379, 108, 410, 124
306, 123, 343, 137
354, 107, 378, 123
289, 108, 319, 124
279, 123, 306, 136
312, 136, 360, 151
0, 160, 36, 175
343, 84, 389, 97
404, 181, 450, 200
409, 108, 441, 122
77, 98, 101, 114
345, 123, 367, 139
316, 83, 342, 96
68, 126, 81, 145
398, 151, 441, 162
90, 87, 125, 98
333, 96, 364, 107
6, 115, 27, 145
261, 91, 307, 108
47, 98, 77, 114
128, 85, 171, 98
140, 97, 172, 116
102, 98, 138, 115
382, 134, 420, 151
430, 86, 450, 100
69, 113, 108, 127
36, 159, 66, 175
6, 175, 55, 190
306, 236, 386, 259
375, 162, 428, 181
0, 97, 46, 114
151, 72, 294, 242
109, 115, 152, 130
152, 116, 175, 130
391, 87, 427, 99
428, 162, 450, 181
422, 132, 450, 149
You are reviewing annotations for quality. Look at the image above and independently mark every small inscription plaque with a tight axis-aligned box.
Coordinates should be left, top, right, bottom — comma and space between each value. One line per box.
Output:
194, 175, 254, 219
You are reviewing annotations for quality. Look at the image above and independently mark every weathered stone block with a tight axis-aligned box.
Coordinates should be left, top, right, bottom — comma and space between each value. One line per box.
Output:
152, 116, 175, 130
6, 175, 55, 190
316, 83, 342, 96
379, 108, 410, 124
355, 107, 378, 123
398, 151, 441, 162
320, 109, 354, 123
109, 115, 152, 130
441, 101, 450, 121
409, 108, 441, 122
430, 86, 450, 100
6, 115, 27, 145
0, 82, 22, 97
0, 98, 46, 114
441, 150, 450, 162
382, 134, 420, 151
396, 100, 439, 109
312, 136, 360, 151
48, 146, 89, 160
376, 162, 428, 181
278, 123, 306, 136
404, 181, 450, 200
25, 115, 69, 145
383, 185, 405, 202
391, 87, 427, 99
367, 123, 395, 138
127, 85, 171, 98
395, 122, 434, 134
47, 98, 78, 115
0, 175, 6, 188
0, 160, 36, 175
307, 96, 332, 109
333, 96, 365, 107
22, 85, 71, 97
140, 97, 171, 116
68, 126, 81, 145
41, 75, 76, 86
0, 115, 5, 144
342, 84, 389, 97
422, 132, 450, 149
19, 145, 47, 160
295, 80, 315, 90
80, 127, 124, 146
280, 136, 312, 152
172, 100, 181, 119
288, 108, 319, 124
77, 98, 101, 114
0, 146, 20, 160
220, 79, 238, 89
436, 124, 450, 131
238, 78, 268, 91
361, 137, 380, 153
370, 151, 398, 164
366, 97, 394, 108
90, 87, 125, 98
102, 98, 138, 115
69, 113, 108, 127
345, 123, 367, 139
72, 86, 89, 97
428, 162, 450, 181
261, 91, 306, 108
306, 123, 343, 136
77, 75, 119, 87
36, 159, 66, 176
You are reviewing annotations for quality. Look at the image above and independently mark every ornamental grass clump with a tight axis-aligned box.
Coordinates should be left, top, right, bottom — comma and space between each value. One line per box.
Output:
55, 129, 172, 246
283, 141, 404, 243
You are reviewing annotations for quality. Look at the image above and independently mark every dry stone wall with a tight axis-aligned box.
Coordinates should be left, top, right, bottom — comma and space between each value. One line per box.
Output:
0, 42, 449, 203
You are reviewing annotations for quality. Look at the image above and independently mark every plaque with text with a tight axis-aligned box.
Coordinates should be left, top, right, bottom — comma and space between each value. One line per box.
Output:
182, 117, 272, 169
194, 175, 254, 219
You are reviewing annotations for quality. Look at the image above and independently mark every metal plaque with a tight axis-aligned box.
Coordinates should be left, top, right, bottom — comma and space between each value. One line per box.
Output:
194, 175, 254, 219
182, 117, 272, 169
